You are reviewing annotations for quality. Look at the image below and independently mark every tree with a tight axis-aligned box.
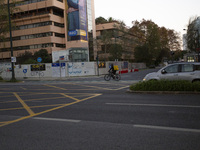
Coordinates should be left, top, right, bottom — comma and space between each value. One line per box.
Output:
17, 49, 52, 64
0, 0, 9, 41
134, 44, 151, 64
34, 49, 52, 63
130, 19, 181, 65
186, 16, 200, 52
130, 19, 162, 65
95, 16, 108, 25
167, 29, 181, 52
0, 0, 18, 41
108, 17, 117, 23
17, 51, 36, 64
109, 44, 123, 61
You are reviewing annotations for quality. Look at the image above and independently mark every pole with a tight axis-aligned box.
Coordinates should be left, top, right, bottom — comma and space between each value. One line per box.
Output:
7, 0, 16, 81
96, 53, 99, 76
197, 29, 200, 62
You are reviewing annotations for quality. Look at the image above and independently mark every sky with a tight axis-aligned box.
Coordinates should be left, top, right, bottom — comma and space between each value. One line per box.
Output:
94, 0, 200, 36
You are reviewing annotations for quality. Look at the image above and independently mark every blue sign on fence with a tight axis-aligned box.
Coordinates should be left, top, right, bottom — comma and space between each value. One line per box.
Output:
37, 57, 42, 63
23, 69, 27, 73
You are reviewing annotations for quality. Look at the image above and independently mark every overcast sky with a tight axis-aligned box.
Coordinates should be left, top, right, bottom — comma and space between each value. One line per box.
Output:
94, 0, 200, 35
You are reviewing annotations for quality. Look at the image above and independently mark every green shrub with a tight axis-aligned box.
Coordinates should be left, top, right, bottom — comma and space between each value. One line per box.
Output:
130, 80, 200, 92
0, 76, 3, 81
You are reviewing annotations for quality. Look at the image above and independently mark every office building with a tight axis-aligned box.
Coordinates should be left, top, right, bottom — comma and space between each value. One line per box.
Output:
0, 0, 96, 62
95, 22, 134, 61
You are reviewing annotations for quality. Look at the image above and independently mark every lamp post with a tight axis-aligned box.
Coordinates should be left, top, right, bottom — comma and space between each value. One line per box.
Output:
7, 0, 16, 81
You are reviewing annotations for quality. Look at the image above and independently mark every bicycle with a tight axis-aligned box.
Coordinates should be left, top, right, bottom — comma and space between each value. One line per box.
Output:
104, 70, 121, 81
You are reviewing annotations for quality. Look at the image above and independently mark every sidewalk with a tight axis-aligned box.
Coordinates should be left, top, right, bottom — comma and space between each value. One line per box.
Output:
20, 75, 104, 81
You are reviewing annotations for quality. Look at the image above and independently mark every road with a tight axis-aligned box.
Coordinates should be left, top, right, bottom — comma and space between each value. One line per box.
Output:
0, 69, 200, 150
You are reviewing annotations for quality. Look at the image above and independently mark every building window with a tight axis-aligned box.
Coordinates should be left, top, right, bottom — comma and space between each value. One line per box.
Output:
15, 0, 47, 6
0, 43, 54, 52
53, 8, 64, 17
15, 21, 52, 30
55, 33, 65, 38
57, 0, 63, 2
56, 43, 66, 48
54, 22, 64, 28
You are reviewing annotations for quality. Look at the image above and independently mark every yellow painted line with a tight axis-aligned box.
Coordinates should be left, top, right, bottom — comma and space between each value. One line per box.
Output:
63, 82, 128, 91
81, 94, 102, 101
20, 87, 27, 90
114, 85, 130, 90
0, 104, 63, 111
24, 96, 66, 102
60, 93, 81, 102
44, 84, 67, 90
0, 96, 65, 104
0, 95, 16, 98
0, 94, 102, 111
72, 94, 97, 98
13, 92, 35, 116
0, 93, 101, 127
44, 84, 104, 91
65, 83, 113, 90
21, 89, 61, 91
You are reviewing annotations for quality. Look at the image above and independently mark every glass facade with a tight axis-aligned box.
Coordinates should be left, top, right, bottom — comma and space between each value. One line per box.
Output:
69, 48, 88, 62
87, 0, 93, 32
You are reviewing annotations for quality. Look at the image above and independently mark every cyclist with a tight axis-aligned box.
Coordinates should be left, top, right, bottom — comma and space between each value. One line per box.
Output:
109, 64, 116, 78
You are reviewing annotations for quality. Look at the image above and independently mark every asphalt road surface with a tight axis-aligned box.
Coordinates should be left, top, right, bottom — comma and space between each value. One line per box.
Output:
0, 69, 200, 150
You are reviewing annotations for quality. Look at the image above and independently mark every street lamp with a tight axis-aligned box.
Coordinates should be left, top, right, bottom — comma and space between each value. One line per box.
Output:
7, 0, 16, 81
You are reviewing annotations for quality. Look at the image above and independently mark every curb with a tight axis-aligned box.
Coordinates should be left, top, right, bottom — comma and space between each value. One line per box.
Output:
127, 90, 200, 94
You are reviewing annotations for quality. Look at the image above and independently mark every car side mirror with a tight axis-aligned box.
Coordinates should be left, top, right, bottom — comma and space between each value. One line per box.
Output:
161, 69, 167, 74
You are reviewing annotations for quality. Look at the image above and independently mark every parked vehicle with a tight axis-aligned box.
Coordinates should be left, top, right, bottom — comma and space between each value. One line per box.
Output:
143, 62, 200, 82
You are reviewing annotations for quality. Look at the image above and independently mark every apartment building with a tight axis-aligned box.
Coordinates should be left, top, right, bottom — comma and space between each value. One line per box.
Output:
95, 22, 134, 61
0, 0, 96, 62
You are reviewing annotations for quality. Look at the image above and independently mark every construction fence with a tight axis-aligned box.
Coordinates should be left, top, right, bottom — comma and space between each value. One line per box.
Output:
0, 61, 146, 80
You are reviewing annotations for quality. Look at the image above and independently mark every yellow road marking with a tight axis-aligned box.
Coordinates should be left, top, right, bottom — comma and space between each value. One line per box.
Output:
0, 104, 64, 111
0, 93, 101, 127
0, 95, 16, 98
0, 96, 68, 104
20, 87, 27, 90
63, 83, 114, 90
60, 93, 81, 102
44, 84, 67, 90
0, 93, 102, 112
81, 94, 102, 101
63, 82, 129, 91
13, 92, 35, 116
115, 85, 130, 90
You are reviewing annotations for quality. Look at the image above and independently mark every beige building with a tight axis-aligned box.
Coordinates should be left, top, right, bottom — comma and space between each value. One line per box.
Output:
95, 22, 134, 61
0, 0, 96, 62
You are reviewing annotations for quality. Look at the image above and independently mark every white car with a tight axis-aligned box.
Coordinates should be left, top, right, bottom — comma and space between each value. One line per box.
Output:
143, 62, 200, 82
